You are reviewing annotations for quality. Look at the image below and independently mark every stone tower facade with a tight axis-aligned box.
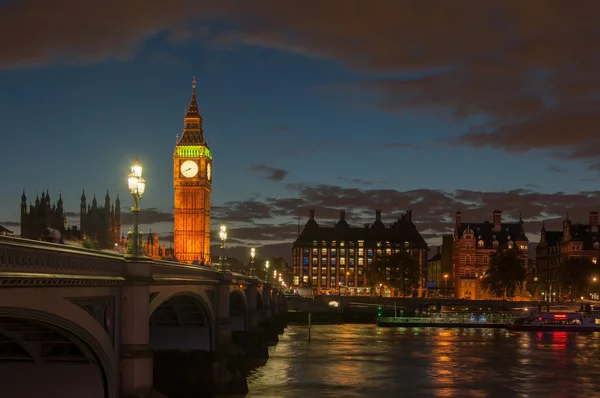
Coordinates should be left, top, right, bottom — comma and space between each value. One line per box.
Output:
173, 77, 212, 264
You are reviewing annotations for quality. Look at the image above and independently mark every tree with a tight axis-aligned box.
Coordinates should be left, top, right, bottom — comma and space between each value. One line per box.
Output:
481, 248, 527, 299
366, 251, 420, 297
557, 257, 598, 299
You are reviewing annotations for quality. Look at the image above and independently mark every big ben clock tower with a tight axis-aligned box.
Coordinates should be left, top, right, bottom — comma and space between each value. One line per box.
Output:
173, 77, 212, 264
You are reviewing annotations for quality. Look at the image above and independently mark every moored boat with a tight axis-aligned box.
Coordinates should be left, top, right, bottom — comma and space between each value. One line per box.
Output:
506, 311, 600, 332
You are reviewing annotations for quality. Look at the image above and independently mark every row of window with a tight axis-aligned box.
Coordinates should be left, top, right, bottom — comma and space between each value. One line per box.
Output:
293, 275, 365, 287
310, 240, 412, 248
464, 241, 527, 250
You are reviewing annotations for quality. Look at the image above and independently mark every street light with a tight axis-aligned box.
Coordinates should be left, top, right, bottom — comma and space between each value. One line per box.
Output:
127, 155, 146, 257
265, 261, 270, 282
443, 274, 449, 298
218, 224, 227, 271
250, 247, 256, 277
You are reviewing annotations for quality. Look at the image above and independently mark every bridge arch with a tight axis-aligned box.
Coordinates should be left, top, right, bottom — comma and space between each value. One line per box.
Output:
0, 306, 116, 398
149, 291, 217, 397
230, 289, 248, 332
149, 291, 215, 351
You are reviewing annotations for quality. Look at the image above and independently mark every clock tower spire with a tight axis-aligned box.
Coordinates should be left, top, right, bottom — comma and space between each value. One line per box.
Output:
173, 77, 213, 264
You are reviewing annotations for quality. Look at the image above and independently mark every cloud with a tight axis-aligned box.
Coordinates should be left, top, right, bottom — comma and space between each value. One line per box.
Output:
0, 221, 19, 227
120, 208, 174, 225
209, 184, 600, 241
337, 177, 388, 187
250, 164, 289, 181
19, 2, 600, 160
547, 166, 568, 173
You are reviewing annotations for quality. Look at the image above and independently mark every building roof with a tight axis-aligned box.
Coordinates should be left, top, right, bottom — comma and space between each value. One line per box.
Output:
0, 225, 13, 234
539, 220, 600, 250
177, 77, 206, 146
457, 220, 528, 250
294, 210, 427, 248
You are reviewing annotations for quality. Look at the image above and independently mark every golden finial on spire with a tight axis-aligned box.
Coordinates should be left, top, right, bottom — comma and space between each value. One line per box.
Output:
192, 76, 196, 91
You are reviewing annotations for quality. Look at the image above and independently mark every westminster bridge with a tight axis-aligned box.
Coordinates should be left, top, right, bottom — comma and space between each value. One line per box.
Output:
0, 236, 287, 398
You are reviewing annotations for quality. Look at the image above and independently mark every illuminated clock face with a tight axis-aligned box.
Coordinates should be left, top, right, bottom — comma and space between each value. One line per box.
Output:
207, 163, 212, 181
180, 160, 198, 178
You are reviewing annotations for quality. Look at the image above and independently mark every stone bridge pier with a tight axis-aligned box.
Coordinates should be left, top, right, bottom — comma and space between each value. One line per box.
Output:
120, 261, 285, 397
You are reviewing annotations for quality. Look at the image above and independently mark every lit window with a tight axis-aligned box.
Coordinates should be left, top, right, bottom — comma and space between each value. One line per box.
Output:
332, 241, 337, 246
358, 240, 364, 247
593, 258, 598, 264
478, 240, 484, 248
493, 241, 499, 249
466, 255, 471, 264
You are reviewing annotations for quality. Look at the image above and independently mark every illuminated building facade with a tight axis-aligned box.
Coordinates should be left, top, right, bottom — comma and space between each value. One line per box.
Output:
536, 212, 600, 301
452, 210, 529, 299
143, 232, 175, 260
292, 209, 428, 295
173, 78, 212, 264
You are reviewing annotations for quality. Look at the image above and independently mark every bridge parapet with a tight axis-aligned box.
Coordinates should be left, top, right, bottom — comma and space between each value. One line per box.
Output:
0, 236, 124, 286
152, 260, 220, 284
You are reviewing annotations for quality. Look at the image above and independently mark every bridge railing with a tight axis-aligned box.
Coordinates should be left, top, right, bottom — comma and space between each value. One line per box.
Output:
0, 236, 124, 278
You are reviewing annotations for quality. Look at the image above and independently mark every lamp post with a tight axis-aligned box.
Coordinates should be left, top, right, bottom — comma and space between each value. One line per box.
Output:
265, 261, 270, 283
127, 155, 146, 257
250, 248, 256, 277
219, 224, 227, 271
443, 274, 449, 298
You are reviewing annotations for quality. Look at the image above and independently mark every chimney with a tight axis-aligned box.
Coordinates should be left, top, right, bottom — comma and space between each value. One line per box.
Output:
493, 210, 502, 232
590, 211, 599, 233
375, 209, 382, 222
309, 209, 315, 220
455, 211, 462, 227
406, 210, 412, 222
340, 209, 346, 221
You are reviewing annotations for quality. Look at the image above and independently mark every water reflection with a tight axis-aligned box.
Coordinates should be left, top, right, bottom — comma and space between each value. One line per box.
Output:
246, 325, 600, 398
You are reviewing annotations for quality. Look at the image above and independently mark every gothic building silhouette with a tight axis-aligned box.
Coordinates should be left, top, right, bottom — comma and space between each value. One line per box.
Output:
20, 189, 121, 248
20, 190, 67, 243
80, 190, 121, 248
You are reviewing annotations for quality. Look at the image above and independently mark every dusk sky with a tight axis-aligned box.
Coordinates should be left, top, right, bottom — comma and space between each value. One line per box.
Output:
2, 1, 600, 261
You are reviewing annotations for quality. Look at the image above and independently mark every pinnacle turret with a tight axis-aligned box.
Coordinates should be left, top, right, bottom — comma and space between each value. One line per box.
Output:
177, 76, 205, 145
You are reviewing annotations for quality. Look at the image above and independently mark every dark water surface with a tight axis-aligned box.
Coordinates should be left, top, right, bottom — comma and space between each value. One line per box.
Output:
246, 324, 600, 398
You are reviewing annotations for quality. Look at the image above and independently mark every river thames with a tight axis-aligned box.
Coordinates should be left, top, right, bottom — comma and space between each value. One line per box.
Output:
246, 324, 599, 398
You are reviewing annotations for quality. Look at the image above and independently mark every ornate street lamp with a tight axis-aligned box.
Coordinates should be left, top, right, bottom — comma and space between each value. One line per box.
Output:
219, 224, 227, 271
265, 260, 270, 283
127, 155, 146, 257
250, 247, 256, 277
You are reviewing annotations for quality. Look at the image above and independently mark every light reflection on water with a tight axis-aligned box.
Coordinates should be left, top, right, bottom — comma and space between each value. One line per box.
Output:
246, 324, 600, 398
